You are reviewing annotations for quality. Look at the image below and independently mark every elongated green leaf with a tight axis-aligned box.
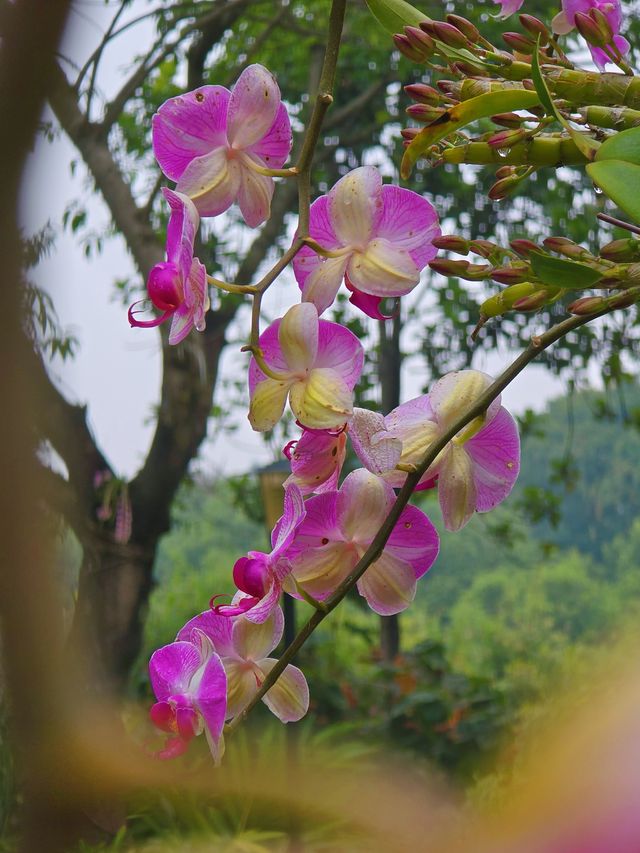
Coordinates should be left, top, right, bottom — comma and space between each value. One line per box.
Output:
364, 0, 425, 31
587, 160, 640, 223
401, 90, 540, 178
595, 125, 640, 165
530, 253, 603, 289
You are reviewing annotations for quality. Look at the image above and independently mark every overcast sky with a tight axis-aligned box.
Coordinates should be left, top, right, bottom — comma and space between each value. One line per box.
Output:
20, 0, 577, 482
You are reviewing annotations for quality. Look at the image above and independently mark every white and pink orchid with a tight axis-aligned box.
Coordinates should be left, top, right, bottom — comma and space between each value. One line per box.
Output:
178, 606, 309, 725
149, 628, 226, 761
492, 0, 525, 17
152, 64, 292, 227
248, 302, 364, 432
213, 483, 306, 623
283, 427, 347, 496
129, 188, 209, 345
553, 0, 629, 70
349, 370, 521, 532
285, 469, 439, 616
293, 166, 440, 318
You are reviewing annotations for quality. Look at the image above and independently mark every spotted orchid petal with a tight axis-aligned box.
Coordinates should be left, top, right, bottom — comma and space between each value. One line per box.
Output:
168, 257, 209, 345
247, 102, 293, 166
293, 196, 342, 287
236, 154, 275, 228
149, 642, 202, 701
290, 541, 356, 599
284, 428, 347, 495
248, 377, 294, 431
385, 504, 440, 579
272, 483, 307, 553
356, 551, 417, 616
438, 444, 478, 532
328, 166, 382, 246
279, 301, 318, 370
226, 64, 281, 150
316, 318, 365, 389
193, 653, 227, 753
177, 610, 235, 658
259, 659, 309, 722
163, 188, 200, 283
466, 407, 521, 512
336, 469, 394, 543
348, 408, 403, 475
377, 185, 441, 269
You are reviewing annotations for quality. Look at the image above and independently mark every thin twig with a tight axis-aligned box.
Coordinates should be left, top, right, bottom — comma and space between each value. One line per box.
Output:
597, 213, 640, 236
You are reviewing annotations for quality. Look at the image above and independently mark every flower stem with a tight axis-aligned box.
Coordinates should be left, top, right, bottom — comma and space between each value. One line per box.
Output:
206, 275, 257, 295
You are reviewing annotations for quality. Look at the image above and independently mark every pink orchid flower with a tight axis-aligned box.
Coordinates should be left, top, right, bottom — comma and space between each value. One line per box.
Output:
248, 302, 364, 432
492, 0, 525, 17
283, 426, 347, 496
553, 0, 629, 70
128, 188, 209, 345
292, 166, 440, 318
285, 469, 439, 616
152, 64, 292, 227
178, 606, 309, 724
213, 483, 306, 623
349, 370, 521, 532
149, 628, 226, 761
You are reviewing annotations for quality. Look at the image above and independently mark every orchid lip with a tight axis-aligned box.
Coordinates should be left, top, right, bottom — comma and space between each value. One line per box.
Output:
128, 301, 173, 329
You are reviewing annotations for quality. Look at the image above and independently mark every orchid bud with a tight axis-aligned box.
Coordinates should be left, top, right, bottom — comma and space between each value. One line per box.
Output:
487, 128, 528, 149
567, 295, 606, 315
543, 237, 591, 259
479, 282, 539, 317
610, 288, 640, 308
575, 9, 612, 48
495, 165, 517, 179
418, 20, 438, 37
469, 239, 498, 259
519, 14, 550, 44
452, 61, 488, 77
429, 258, 470, 275
512, 289, 551, 311
600, 238, 640, 262
433, 235, 470, 254
492, 111, 526, 128
393, 33, 426, 63
432, 21, 469, 49
488, 175, 521, 201
491, 266, 530, 284
502, 31, 536, 53
406, 103, 447, 122
404, 83, 441, 105
400, 127, 419, 141
446, 14, 480, 43
459, 263, 492, 281
436, 80, 462, 99
147, 262, 183, 310
510, 239, 541, 258
404, 25, 435, 56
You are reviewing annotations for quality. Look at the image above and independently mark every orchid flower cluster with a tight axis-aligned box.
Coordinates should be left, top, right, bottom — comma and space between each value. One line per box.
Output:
131, 55, 523, 762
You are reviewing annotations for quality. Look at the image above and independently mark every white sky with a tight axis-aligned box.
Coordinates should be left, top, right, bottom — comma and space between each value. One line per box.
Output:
20, 1, 577, 481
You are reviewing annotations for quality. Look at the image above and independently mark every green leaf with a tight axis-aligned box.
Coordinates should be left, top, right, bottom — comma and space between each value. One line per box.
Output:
530, 253, 603, 289
594, 125, 640, 165
364, 0, 425, 31
401, 90, 540, 178
587, 160, 640, 224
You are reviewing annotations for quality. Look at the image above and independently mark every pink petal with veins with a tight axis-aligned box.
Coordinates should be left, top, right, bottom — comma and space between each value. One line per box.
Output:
149, 641, 202, 701
377, 184, 441, 269
226, 64, 281, 150
259, 659, 309, 722
328, 166, 383, 246
247, 102, 292, 167
466, 406, 520, 512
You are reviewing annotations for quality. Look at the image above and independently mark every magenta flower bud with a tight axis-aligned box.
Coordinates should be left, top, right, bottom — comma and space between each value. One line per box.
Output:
519, 14, 550, 43
403, 25, 435, 55
491, 266, 530, 284
512, 289, 550, 311
437, 80, 462, 99
429, 258, 470, 275
432, 235, 470, 254
400, 127, 420, 141
446, 14, 480, 43
488, 175, 521, 201
495, 165, 517, 179
487, 128, 528, 149
510, 238, 541, 258
491, 112, 526, 129
452, 61, 488, 76
502, 31, 536, 52
418, 20, 438, 37
147, 262, 184, 311
469, 240, 498, 258
575, 10, 612, 47
543, 236, 590, 258
567, 295, 606, 315
393, 33, 426, 63
404, 83, 442, 105
406, 103, 447, 122
600, 238, 640, 262
432, 21, 470, 49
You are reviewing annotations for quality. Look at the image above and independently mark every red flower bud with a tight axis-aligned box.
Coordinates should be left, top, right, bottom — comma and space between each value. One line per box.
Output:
393, 33, 426, 63
510, 239, 541, 258
512, 289, 550, 311
406, 103, 447, 122
445, 14, 480, 43
400, 127, 419, 141
543, 237, 590, 258
502, 31, 536, 53
404, 83, 441, 105
436, 80, 462, 99
429, 258, 470, 275
491, 266, 530, 284
488, 175, 521, 201
432, 235, 470, 254
519, 14, 550, 43
404, 25, 435, 56
469, 240, 498, 259
487, 128, 528, 149
491, 111, 526, 129
600, 238, 640, 262
567, 295, 606, 315
575, 10, 612, 47
432, 21, 469, 49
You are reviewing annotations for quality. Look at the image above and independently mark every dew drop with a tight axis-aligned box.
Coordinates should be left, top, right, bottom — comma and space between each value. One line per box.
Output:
593, 184, 603, 195
497, 148, 509, 158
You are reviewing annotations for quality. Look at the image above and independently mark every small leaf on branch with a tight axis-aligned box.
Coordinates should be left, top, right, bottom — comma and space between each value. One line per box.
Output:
530, 253, 603, 288
587, 160, 640, 224
364, 0, 425, 32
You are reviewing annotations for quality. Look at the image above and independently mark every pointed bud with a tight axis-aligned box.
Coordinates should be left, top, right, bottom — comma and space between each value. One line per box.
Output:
574, 10, 612, 48
429, 258, 470, 276
510, 239, 541, 258
567, 295, 606, 315
492, 111, 526, 129
543, 237, 591, 259
502, 31, 536, 53
600, 238, 640, 262
519, 15, 550, 45
469, 240, 498, 259
404, 25, 435, 56
491, 266, 530, 284
404, 83, 441, 105
406, 103, 447, 122
432, 21, 469, 49
495, 165, 517, 179
452, 61, 488, 77
432, 235, 470, 254
487, 128, 528, 149
437, 80, 462, 99
400, 127, 419, 141
393, 33, 426, 63
479, 282, 539, 318
609, 288, 640, 308
418, 20, 438, 37
512, 289, 551, 311
459, 263, 492, 281
446, 14, 480, 43
488, 175, 521, 200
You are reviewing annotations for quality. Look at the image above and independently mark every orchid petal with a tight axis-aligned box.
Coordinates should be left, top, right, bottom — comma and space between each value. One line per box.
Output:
328, 166, 382, 246
466, 407, 520, 512
227, 64, 281, 150
152, 86, 230, 181
385, 505, 439, 579
429, 370, 500, 431
223, 659, 259, 719
246, 102, 292, 167
291, 541, 356, 599
438, 445, 478, 531
279, 302, 318, 371
283, 429, 347, 496
242, 578, 283, 625
237, 154, 275, 228
300, 255, 349, 315
163, 188, 199, 283
289, 367, 354, 430
248, 377, 293, 432
233, 553, 270, 599
356, 551, 417, 616
232, 607, 284, 661
195, 651, 227, 745
177, 611, 235, 658
168, 258, 208, 345
347, 287, 393, 320
316, 320, 364, 389
272, 483, 306, 553
287, 492, 340, 552
347, 238, 420, 298
377, 185, 441, 269
150, 701, 176, 733
336, 469, 394, 543
149, 641, 202, 701
349, 408, 402, 474
248, 318, 289, 395
176, 147, 241, 218
258, 659, 309, 722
